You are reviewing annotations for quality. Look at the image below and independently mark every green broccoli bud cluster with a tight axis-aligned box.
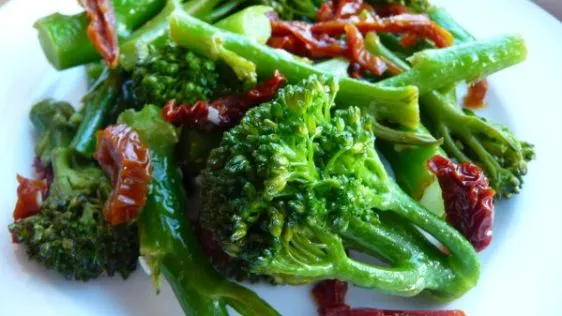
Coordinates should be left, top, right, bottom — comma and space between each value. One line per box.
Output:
132, 42, 240, 107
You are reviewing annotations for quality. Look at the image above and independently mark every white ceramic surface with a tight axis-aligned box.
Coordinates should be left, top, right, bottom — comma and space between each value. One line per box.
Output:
1, 0, 562, 315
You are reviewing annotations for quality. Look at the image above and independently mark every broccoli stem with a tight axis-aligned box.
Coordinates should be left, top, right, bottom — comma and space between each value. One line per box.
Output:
70, 68, 125, 158
120, 0, 235, 70
120, 106, 279, 316
34, 0, 167, 70
365, 33, 445, 214
379, 34, 527, 94
428, 7, 474, 44
169, 10, 421, 131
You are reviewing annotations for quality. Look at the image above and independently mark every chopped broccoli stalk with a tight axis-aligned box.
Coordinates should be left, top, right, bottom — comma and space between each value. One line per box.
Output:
10, 101, 138, 281
201, 76, 479, 299
380, 35, 528, 95
428, 7, 474, 44
118, 105, 279, 316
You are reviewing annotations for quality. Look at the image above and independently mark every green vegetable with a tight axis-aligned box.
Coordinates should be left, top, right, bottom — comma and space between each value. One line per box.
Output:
35, 0, 239, 70
9, 100, 138, 281
256, 0, 323, 20
31, 99, 78, 165
428, 7, 474, 44
200, 76, 479, 299
380, 35, 528, 95
85, 63, 106, 88
70, 68, 125, 158
119, 105, 279, 316
367, 0, 430, 13
214, 6, 274, 45
131, 42, 232, 106
120, 0, 243, 70
169, 10, 424, 136
34, 0, 166, 69
373, 34, 534, 199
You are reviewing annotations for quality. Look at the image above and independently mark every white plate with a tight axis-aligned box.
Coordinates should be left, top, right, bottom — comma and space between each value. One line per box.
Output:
1, 0, 562, 315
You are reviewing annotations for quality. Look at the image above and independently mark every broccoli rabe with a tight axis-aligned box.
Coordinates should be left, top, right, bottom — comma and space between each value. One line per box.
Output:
201, 76, 479, 299
9, 101, 138, 281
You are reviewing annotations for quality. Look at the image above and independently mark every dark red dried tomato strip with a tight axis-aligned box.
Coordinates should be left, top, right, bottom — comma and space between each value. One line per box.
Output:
345, 24, 389, 76
82, 0, 119, 68
372, 4, 409, 17
312, 280, 465, 316
162, 71, 287, 129
94, 124, 152, 225
463, 79, 489, 109
271, 21, 346, 58
428, 155, 495, 252
311, 14, 454, 48
13, 175, 48, 220
317, 0, 376, 22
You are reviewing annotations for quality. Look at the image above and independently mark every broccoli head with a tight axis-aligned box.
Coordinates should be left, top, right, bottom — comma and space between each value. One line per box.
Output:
421, 92, 535, 199
132, 42, 240, 107
9, 101, 138, 281
201, 76, 480, 299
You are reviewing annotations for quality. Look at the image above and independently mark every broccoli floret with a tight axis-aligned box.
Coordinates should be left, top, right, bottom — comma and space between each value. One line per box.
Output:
9, 101, 138, 281
132, 42, 239, 107
201, 76, 479, 299
421, 92, 535, 199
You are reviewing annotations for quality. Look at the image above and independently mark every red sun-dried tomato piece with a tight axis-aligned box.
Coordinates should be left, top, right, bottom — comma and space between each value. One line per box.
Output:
372, 4, 409, 17
428, 155, 495, 252
82, 0, 119, 68
345, 24, 389, 76
13, 175, 48, 220
317, 0, 376, 22
94, 124, 152, 225
312, 280, 465, 316
162, 71, 287, 130
463, 79, 489, 109
312, 14, 454, 48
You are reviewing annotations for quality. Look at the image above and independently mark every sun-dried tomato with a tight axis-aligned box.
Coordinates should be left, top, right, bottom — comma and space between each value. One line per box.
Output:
345, 24, 391, 76
312, 280, 465, 316
463, 79, 489, 109
270, 21, 389, 75
82, 0, 119, 68
270, 21, 346, 58
428, 155, 495, 252
311, 14, 453, 48
94, 124, 152, 225
13, 175, 48, 220
372, 4, 409, 17
317, 0, 376, 22
162, 71, 286, 130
